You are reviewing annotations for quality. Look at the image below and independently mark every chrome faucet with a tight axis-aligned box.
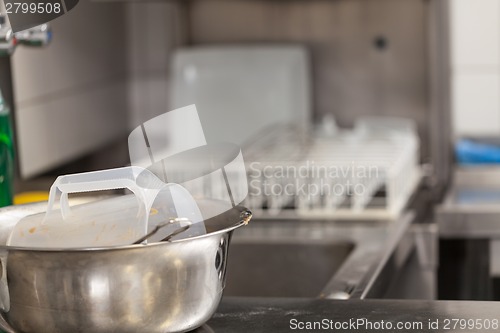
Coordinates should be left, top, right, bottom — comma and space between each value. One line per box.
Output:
0, 14, 51, 56
0, 15, 14, 56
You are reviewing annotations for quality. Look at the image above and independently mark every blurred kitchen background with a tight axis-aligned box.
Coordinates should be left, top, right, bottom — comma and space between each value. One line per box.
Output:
1, 0, 449, 182
3, 0, 500, 301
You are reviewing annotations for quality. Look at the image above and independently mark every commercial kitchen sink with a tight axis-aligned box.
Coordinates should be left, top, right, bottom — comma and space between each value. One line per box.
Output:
223, 213, 433, 300
225, 241, 354, 297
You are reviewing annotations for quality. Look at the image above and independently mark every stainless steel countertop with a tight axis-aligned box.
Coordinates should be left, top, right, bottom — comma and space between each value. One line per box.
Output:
196, 297, 500, 332
436, 167, 500, 238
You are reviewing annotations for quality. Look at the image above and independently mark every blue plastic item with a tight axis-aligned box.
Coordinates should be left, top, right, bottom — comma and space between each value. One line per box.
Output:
455, 139, 500, 164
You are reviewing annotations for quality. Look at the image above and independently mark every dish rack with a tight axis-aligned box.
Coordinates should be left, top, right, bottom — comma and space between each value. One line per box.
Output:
242, 117, 421, 220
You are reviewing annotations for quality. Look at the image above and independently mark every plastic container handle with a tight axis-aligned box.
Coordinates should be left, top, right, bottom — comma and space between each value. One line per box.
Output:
45, 166, 165, 227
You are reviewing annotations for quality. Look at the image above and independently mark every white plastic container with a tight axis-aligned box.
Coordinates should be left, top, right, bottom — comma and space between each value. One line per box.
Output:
7, 166, 205, 248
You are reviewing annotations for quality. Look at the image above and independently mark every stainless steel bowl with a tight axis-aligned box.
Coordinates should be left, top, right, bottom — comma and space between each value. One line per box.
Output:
0, 201, 250, 333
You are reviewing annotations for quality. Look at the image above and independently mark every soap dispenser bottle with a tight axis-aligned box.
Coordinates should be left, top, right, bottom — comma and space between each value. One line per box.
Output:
0, 88, 14, 207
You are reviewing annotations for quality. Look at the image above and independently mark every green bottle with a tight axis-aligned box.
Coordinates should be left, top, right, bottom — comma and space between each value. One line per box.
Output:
0, 88, 14, 207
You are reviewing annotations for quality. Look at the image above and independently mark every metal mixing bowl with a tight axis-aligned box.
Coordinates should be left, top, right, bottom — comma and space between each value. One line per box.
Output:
0, 201, 250, 333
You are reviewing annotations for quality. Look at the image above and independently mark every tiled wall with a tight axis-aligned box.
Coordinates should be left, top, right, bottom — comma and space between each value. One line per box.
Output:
9, 0, 440, 177
126, 2, 185, 129
450, 0, 500, 136
10, 0, 185, 178
12, 0, 129, 178
187, 0, 430, 158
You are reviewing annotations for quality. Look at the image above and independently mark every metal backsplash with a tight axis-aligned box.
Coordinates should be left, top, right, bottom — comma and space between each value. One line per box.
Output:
184, 0, 451, 192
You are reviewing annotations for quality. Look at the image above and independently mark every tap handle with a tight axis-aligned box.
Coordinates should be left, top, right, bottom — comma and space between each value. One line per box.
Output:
0, 16, 14, 56
15, 24, 51, 47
